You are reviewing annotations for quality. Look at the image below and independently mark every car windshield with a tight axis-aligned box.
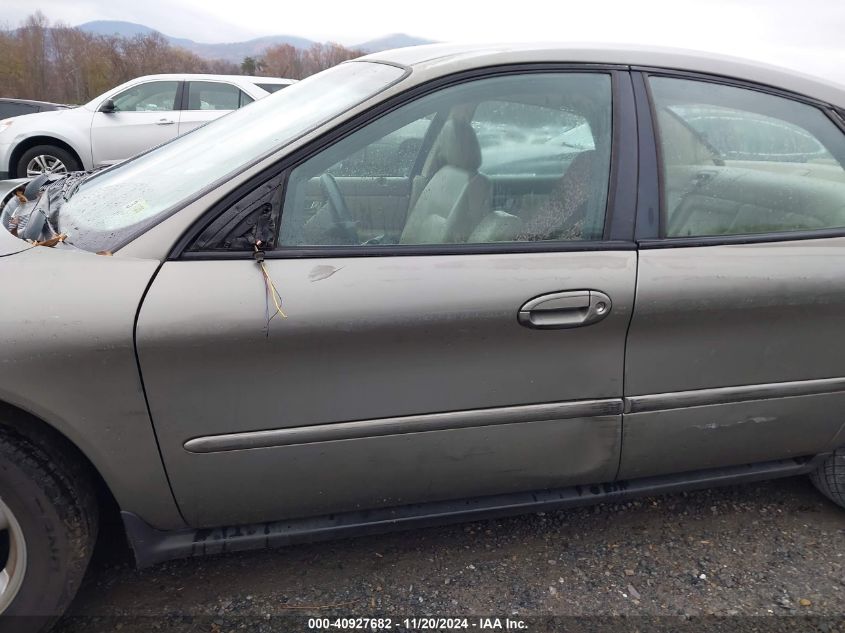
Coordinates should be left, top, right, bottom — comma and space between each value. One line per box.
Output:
58, 61, 405, 253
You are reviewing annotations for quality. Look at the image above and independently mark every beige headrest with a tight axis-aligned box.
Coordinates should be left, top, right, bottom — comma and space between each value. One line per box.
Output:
436, 119, 482, 172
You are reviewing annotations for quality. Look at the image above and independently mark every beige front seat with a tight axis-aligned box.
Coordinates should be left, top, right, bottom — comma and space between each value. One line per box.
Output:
400, 120, 491, 244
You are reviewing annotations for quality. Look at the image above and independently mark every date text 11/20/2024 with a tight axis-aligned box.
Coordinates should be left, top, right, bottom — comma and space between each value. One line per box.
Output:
307, 618, 529, 630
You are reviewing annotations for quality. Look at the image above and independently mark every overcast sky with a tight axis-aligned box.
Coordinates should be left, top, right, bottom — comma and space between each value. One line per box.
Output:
5, 0, 845, 83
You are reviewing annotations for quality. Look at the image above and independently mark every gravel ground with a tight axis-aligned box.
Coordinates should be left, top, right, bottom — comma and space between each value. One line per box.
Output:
53, 476, 845, 633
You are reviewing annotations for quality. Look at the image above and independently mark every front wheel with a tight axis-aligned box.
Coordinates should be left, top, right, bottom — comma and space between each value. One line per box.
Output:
0, 425, 98, 633
16, 145, 81, 178
810, 448, 845, 508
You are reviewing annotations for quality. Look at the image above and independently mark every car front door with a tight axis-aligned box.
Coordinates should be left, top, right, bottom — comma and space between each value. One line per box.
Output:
621, 73, 845, 479
178, 81, 253, 135
90, 80, 182, 166
136, 69, 639, 528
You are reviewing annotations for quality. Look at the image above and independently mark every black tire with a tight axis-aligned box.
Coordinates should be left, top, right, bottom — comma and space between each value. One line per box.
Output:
15, 145, 81, 178
810, 448, 845, 508
0, 424, 98, 633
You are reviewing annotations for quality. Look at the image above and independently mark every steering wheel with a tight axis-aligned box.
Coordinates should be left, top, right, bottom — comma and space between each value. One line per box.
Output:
319, 173, 358, 243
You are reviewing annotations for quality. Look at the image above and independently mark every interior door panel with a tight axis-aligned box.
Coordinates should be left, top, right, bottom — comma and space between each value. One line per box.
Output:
486, 174, 563, 213
303, 176, 413, 239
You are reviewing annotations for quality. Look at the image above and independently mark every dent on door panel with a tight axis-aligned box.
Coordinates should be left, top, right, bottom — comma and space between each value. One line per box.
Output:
137, 251, 636, 527
621, 238, 845, 478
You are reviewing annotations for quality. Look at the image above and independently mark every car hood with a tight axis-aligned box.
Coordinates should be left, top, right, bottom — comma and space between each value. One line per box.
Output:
0, 106, 88, 138
0, 175, 87, 255
0, 222, 28, 255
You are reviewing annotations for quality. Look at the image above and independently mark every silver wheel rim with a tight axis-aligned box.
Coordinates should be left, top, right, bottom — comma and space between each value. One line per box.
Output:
25, 154, 67, 177
0, 497, 26, 614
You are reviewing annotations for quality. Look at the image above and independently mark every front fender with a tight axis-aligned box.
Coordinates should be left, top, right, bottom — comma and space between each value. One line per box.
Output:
0, 244, 184, 529
4, 109, 94, 170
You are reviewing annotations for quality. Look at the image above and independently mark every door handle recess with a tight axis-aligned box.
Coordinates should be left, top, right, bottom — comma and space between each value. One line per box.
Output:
156, 119, 175, 125
518, 290, 612, 330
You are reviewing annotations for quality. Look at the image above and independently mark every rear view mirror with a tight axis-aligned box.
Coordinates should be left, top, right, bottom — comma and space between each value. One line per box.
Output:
98, 99, 115, 113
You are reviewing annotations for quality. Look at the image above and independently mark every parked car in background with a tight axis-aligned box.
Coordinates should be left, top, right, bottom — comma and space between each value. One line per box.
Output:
670, 104, 832, 163
0, 74, 295, 179
2, 44, 845, 631
0, 99, 70, 121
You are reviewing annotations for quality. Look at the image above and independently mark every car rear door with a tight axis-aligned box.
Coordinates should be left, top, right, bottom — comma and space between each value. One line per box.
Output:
136, 68, 639, 528
178, 81, 254, 135
621, 72, 845, 479
90, 80, 182, 166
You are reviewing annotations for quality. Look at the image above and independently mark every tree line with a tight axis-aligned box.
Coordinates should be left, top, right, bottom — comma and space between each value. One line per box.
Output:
241, 42, 363, 80
0, 12, 364, 105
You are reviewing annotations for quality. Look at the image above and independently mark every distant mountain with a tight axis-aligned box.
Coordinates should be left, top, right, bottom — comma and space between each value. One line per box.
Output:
76, 21, 435, 61
77, 21, 316, 62
173, 35, 317, 62
77, 20, 159, 38
355, 33, 438, 53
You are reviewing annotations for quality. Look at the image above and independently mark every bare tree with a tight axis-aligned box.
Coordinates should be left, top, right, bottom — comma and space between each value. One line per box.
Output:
1, 13, 241, 104
259, 42, 364, 80
0, 13, 362, 103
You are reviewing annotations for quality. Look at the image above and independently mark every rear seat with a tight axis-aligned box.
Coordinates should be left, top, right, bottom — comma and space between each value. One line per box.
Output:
666, 165, 845, 236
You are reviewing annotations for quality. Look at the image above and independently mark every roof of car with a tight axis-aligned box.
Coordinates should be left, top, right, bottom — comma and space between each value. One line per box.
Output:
361, 43, 845, 108
127, 74, 296, 83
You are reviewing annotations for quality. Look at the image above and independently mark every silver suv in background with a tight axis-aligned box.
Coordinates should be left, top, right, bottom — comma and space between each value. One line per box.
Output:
0, 74, 295, 178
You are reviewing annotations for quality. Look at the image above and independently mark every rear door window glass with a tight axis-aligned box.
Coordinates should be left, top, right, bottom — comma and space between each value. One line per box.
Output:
650, 77, 845, 237
186, 82, 243, 110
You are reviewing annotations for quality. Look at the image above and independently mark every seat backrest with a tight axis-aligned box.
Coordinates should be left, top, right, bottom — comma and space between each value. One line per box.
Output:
468, 210, 523, 243
516, 150, 597, 241
188, 89, 202, 110
400, 120, 491, 244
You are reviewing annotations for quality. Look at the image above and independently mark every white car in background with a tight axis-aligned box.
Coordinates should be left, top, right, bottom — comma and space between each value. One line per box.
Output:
0, 74, 295, 178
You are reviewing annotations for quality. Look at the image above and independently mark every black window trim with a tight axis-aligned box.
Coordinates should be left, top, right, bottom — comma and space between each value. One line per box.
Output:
238, 90, 254, 109
175, 80, 187, 111
633, 67, 845, 248
831, 107, 845, 134
632, 72, 660, 241
172, 63, 638, 261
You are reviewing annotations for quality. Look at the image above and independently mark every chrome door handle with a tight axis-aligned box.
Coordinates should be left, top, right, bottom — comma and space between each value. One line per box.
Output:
156, 119, 175, 125
518, 290, 612, 329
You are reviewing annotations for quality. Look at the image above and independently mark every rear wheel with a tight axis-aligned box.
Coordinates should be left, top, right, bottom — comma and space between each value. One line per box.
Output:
15, 145, 81, 178
810, 448, 845, 508
0, 425, 98, 633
